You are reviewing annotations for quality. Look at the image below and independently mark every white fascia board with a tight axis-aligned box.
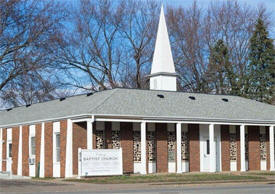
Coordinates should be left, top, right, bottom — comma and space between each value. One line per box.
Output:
1, 113, 274, 128
72, 116, 94, 123
95, 118, 272, 126
0, 114, 93, 128
94, 115, 274, 126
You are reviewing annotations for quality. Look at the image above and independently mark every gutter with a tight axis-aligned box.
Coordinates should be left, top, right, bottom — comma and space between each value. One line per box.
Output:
0, 114, 92, 128
0, 113, 274, 129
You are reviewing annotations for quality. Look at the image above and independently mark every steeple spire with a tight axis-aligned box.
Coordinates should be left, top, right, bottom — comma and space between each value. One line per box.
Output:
149, 5, 177, 91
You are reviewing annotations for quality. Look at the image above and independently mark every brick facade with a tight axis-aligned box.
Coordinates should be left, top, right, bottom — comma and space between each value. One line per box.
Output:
248, 126, 260, 171
105, 122, 112, 149
156, 123, 168, 173
189, 124, 200, 172
72, 122, 87, 175
12, 127, 19, 175
44, 122, 53, 177
0, 120, 272, 177
35, 124, 41, 177
221, 125, 230, 171
92, 122, 97, 149
120, 122, 133, 173
60, 120, 67, 177
2, 128, 7, 171
22, 126, 29, 176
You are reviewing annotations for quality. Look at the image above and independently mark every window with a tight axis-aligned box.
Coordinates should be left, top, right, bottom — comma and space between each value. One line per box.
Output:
31, 136, 36, 156
206, 140, 210, 155
56, 133, 60, 162
8, 143, 12, 157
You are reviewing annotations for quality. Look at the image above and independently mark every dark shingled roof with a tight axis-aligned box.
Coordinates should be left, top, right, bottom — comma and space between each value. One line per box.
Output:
0, 88, 274, 127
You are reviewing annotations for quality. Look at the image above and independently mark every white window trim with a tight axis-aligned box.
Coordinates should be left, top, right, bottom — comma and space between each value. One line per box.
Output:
29, 125, 36, 159
53, 122, 61, 164
7, 128, 12, 159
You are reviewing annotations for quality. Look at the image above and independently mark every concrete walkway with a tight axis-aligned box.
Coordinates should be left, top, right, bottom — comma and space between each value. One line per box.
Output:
0, 172, 30, 180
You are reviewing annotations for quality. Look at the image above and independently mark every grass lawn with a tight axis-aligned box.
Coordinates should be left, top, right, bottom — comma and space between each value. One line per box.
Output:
244, 171, 275, 176
64, 173, 266, 184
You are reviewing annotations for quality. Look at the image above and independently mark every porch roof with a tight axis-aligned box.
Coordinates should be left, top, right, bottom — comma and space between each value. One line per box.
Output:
0, 88, 274, 127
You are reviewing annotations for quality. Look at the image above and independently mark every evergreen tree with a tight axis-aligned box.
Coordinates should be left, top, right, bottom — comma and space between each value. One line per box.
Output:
247, 18, 275, 103
208, 40, 237, 95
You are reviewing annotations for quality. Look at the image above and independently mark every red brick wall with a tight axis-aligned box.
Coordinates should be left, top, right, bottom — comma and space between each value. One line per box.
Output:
156, 123, 168, 173
221, 125, 230, 171
73, 122, 87, 175
266, 127, 270, 170
2, 128, 7, 171
92, 122, 96, 149
22, 126, 29, 176
12, 127, 19, 175
44, 122, 53, 177
60, 120, 67, 177
120, 122, 133, 173
105, 122, 112, 149
248, 126, 260, 171
236, 126, 241, 171
189, 124, 200, 172
35, 124, 41, 177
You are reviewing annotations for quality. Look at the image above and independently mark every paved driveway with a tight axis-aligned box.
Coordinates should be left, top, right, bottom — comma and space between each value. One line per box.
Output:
0, 179, 274, 194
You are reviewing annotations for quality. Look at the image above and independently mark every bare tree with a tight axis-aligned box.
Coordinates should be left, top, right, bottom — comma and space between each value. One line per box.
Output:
167, 1, 271, 97
117, 0, 159, 88
55, 0, 124, 91
54, 0, 161, 91
167, 2, 210, 92
0, 0, 66, 107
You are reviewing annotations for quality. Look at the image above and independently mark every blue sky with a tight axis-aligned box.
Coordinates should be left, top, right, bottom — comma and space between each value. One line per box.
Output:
162, 0, 275, 38
162, 0, 275, 11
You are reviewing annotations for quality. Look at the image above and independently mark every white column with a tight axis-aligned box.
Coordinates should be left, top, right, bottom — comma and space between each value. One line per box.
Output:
209, 124, 215, 172
65, 119, 73, 177
87, 120, 93, 149
176, 123, 182, 173
17, 126, 22, 176
39, 123, 45, 177
240, 124, 246, 172
0, 128, 2, 171
141, 122, 147, 175
270, 125, 274, 171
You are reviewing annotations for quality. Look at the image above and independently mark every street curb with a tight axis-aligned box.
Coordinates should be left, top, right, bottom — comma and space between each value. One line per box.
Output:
149, 179, 275, 186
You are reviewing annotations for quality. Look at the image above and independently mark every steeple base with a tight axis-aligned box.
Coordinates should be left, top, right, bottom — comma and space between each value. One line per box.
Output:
150, 75, 177, 91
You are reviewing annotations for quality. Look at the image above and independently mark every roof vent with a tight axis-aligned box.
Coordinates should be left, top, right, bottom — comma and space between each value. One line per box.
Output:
26, 104, 31, 107
7, 108, 12, 111
189, 96, 196, 100
60, 97, 66, 101
222, 98, 229, 102
157, 94, 164, 98
87, 92, 93, 96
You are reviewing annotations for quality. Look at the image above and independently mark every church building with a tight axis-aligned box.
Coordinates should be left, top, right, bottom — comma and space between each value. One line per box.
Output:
0, 6, 275, 178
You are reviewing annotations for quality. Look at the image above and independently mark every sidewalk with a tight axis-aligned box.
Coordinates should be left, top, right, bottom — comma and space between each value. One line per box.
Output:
0, 171, 30, 180
0, 177, 274, 193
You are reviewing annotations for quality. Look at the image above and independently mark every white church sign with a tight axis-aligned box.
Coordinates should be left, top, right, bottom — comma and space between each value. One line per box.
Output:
78, 148, 123, 177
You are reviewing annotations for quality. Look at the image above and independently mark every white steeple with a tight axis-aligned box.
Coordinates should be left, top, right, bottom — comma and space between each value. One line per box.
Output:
149, 5, 177, 91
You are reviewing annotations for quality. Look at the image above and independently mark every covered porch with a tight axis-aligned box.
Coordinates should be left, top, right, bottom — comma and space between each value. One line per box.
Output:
65, 116, 275, 177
